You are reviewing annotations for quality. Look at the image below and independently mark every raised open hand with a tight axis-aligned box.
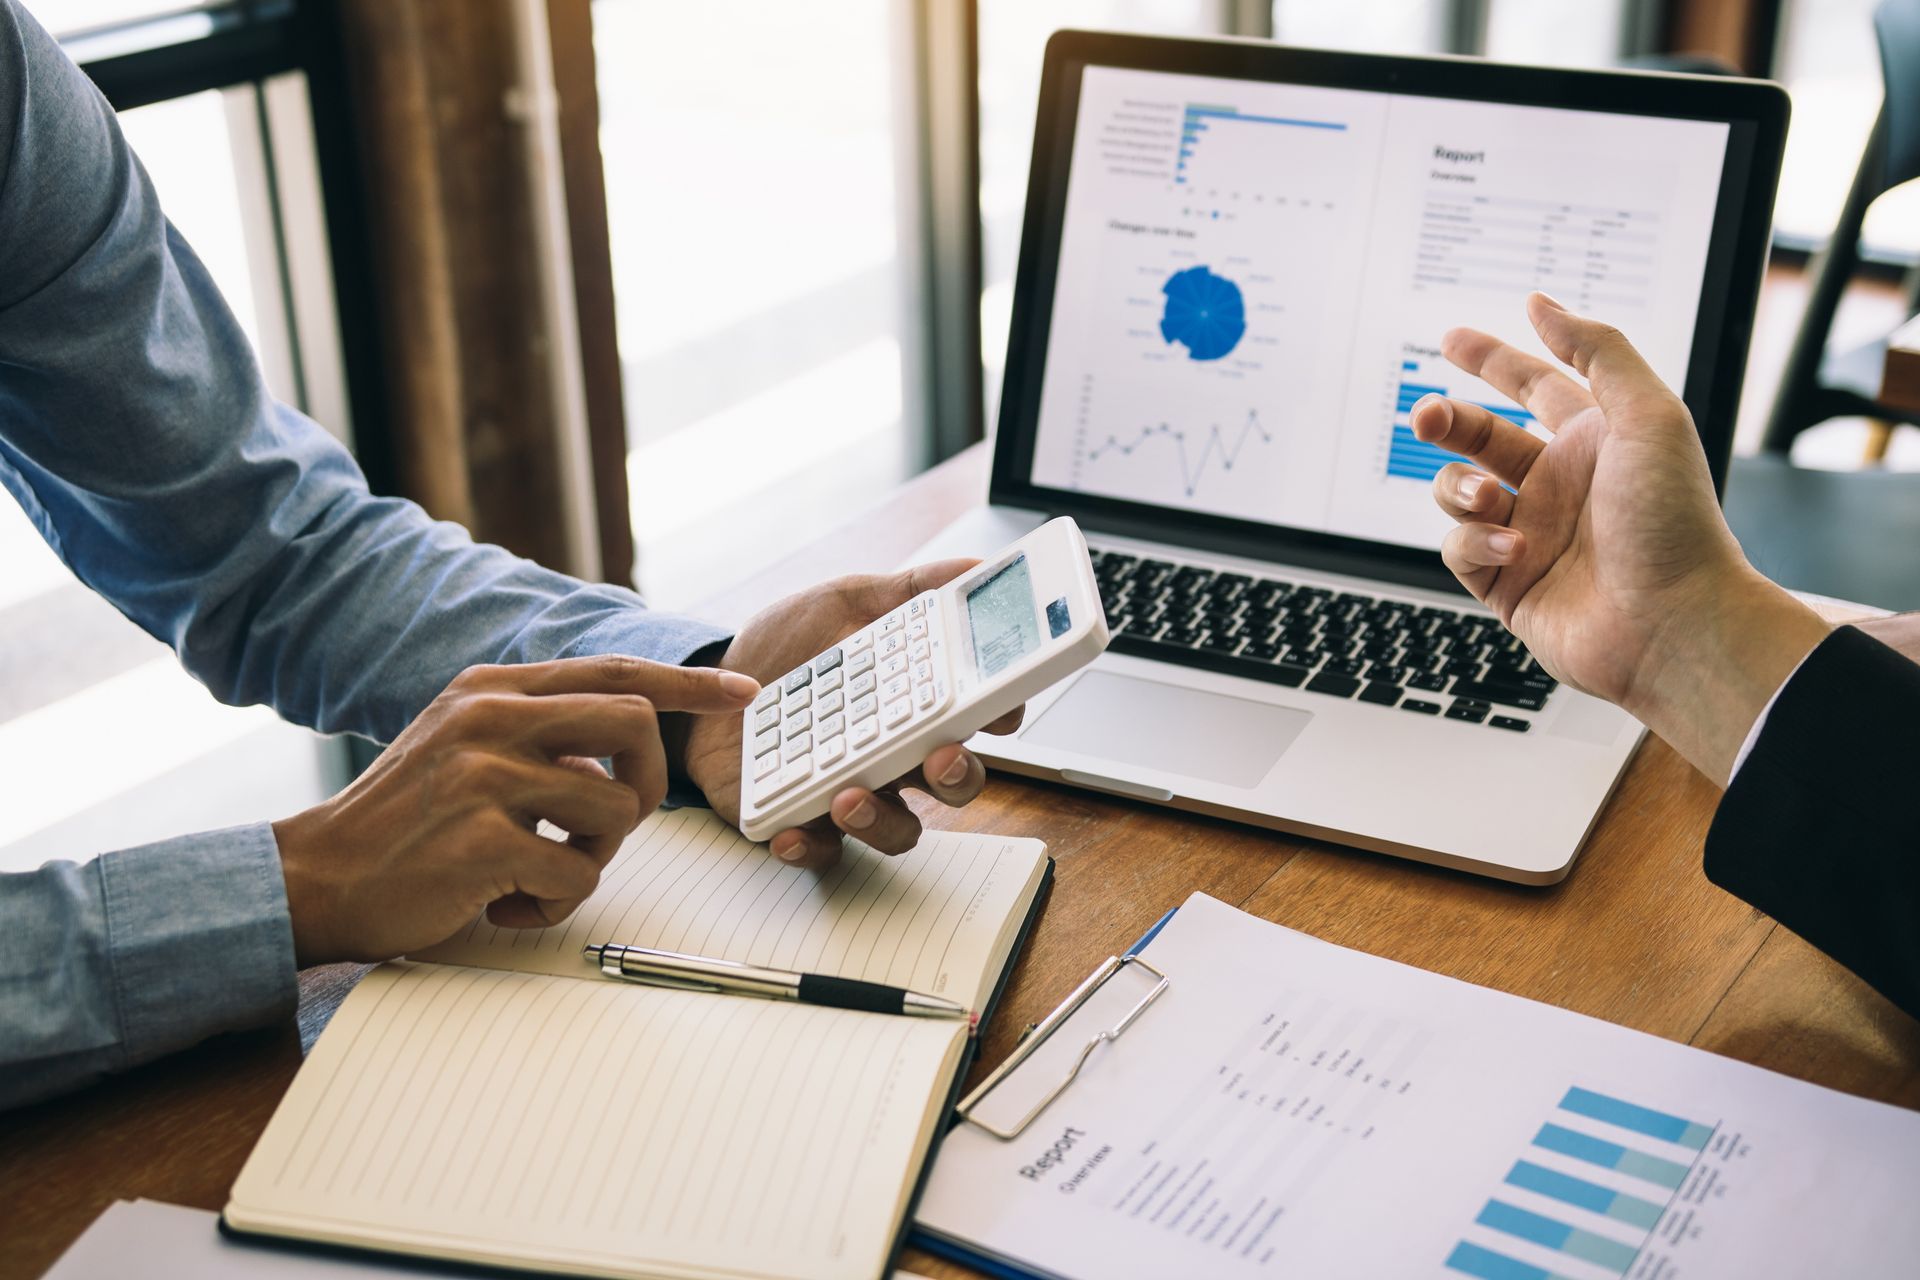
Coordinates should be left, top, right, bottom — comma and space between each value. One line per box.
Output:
1411, 292, 1827, 781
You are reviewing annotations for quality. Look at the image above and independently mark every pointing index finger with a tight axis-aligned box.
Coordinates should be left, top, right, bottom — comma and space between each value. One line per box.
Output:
492, 653, 759, 712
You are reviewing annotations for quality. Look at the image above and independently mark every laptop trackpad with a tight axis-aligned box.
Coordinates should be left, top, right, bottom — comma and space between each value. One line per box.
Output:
1021, 670, 1310, 790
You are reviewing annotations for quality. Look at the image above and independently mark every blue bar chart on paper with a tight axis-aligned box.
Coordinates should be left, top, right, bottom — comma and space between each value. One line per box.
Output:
1444, 1087, 1716, 1280
1387, 358, 1538, 484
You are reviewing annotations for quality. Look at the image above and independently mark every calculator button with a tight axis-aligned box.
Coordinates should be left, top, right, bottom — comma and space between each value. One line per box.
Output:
753, 705, 780, 734
784, 667, 812, 693
850, 693, 878, 722
847, 649, 876, 676
915, 683, 936, 710
753, 750, 781, 781
908, 619, 928, 641
815, 690, 844, 718
880, 612, 906, 634
818, 737, 847, 769
910, 639, 931, 663
844, 629, 874, 653
849, 670, 877, 699
784, 732, 812, 760
879, 633, 907, 658
883, 698, 912, 728
816, 668, 844, 697
752, 685, 781, 712
783, 710, 812, 737
911, 660, 934, 684
908, 597, 925, 618
783, 689, 811, 714
764, 756, 812, 797
813, 647, 843, 675
882, 674, 910, 703
816, 712, 845, 741
881, 653, 908, 680
851, 716, 879, 746
752, 727, 780, 756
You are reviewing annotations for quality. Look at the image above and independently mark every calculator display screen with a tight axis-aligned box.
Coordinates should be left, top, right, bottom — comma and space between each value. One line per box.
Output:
966, 555, 1042, 679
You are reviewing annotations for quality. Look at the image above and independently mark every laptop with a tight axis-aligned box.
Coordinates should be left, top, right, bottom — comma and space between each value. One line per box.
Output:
914, 32, 1788, 883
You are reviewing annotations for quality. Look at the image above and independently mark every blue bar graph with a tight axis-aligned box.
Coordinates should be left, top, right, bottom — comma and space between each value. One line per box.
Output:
1385, 378, 1536, 483
1507, 1160, 1665, 1230
1445, 1086, 1714, 1276
1560, 1087, 1714, 1149
1176, 102, 1346, 184
1445, 1241, 1576, 1280
1478, 1200, 1641, 1272
1533, 1122, 1691, 1190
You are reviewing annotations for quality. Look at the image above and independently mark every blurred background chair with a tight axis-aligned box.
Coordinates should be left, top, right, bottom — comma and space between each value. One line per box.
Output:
1724, 0, 1920, 611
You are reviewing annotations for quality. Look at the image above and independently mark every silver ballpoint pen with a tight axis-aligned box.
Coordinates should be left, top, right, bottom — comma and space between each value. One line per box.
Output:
583, 941, 974, 1022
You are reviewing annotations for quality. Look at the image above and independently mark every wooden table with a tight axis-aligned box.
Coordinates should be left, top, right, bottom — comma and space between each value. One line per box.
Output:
1882, 312, 1920, 418
5, 445, 1918, 1280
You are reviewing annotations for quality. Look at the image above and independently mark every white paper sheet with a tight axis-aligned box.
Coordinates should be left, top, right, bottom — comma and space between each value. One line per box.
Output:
917, 893, 1920, 1279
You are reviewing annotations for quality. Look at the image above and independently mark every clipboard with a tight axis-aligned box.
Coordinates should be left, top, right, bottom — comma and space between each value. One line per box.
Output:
907, 906, 1179, 1277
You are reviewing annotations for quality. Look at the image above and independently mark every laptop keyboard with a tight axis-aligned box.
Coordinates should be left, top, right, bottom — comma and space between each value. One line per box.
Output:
1091, 549, 1557, 731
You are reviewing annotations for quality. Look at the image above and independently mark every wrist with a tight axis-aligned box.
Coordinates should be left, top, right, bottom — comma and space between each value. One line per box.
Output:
272, 807, 346, 968
1625, 569, 1831, 786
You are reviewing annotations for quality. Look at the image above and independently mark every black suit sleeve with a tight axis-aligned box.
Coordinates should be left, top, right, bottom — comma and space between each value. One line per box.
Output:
1704, 625, 1920, 1018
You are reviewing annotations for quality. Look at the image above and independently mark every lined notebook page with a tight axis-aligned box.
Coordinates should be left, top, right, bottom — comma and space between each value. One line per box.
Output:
416, 808, 1045, 1010
228, 962, 966, 1280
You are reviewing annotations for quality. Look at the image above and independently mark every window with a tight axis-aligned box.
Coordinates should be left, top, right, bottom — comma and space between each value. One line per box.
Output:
1484, 1, 1627, 67
0, 13, 351, 872
1271, 0, 1447, 54
592, 1, 917, 607
978, 0, 1222, 430
1774, 0, 1920, 256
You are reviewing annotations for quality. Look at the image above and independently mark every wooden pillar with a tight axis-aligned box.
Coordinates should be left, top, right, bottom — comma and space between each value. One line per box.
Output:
330, 0, 634, 582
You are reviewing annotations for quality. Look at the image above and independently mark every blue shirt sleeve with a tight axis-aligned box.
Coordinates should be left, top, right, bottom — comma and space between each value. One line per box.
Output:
0, 1, 729, 1106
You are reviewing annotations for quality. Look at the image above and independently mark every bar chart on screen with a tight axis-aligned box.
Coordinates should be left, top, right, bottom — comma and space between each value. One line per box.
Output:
1445, 1086, 1727, 1280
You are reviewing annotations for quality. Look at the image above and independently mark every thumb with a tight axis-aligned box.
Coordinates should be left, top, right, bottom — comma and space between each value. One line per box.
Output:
854, 557, 980, 618
1527, 292, 1687, 435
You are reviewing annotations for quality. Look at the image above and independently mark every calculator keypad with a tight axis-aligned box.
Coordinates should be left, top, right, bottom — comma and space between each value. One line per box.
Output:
744, 593, 950, 812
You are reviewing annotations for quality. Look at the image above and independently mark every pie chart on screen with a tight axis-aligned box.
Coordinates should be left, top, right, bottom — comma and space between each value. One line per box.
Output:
1158, 265, 1246, 361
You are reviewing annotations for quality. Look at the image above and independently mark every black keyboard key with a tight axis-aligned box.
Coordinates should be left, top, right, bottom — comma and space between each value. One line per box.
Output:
1159, 625, 1204, 647
1407, 671, 1449, 692
1448, 678, 1550, 711
1108, 633, 1309, 687
1489, 715, 1532, 732
1200, 632, 1242, 654
1363, 662, 1406, 684
1322, 656, 1365, 676
1358, 681, 1402, 706
1445, 701, 1489, 723
1401, 699, 1442, 715
1306, 672, 1362, 698
1242, 640, 1281, 661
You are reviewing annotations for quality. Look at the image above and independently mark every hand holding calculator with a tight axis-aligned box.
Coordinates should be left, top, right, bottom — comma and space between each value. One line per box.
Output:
738, 518, 1109, 841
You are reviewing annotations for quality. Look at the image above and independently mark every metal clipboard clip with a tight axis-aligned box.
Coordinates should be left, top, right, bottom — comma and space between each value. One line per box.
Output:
954, 953, 1169, 1141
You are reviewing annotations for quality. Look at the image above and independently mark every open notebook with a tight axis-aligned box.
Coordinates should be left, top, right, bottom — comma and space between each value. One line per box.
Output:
225, 808, 1051, 1280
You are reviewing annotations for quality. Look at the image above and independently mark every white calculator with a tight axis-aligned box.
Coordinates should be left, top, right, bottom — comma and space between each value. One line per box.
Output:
738, 517, 1109, 841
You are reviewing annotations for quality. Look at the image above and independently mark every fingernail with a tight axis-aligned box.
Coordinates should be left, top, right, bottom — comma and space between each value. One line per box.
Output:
844, 799, 877, 830
1487, 531, 1518, 557
1533, 291, 1566, 312
718, 671, 760, 700
773, 834, 807, 862
1460, 475, 1484, 502
938, 754, 971, 787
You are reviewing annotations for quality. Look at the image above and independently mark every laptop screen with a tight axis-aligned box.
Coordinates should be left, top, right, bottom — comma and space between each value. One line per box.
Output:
1020, 62, 1736, 555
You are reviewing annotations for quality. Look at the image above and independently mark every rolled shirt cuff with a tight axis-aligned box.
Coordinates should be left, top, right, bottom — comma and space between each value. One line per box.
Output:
98, 821, 299, 1070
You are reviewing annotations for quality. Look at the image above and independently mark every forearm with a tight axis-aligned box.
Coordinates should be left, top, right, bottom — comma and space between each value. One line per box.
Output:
1624, 570, 1833, 787
0, 827, 297, 1110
